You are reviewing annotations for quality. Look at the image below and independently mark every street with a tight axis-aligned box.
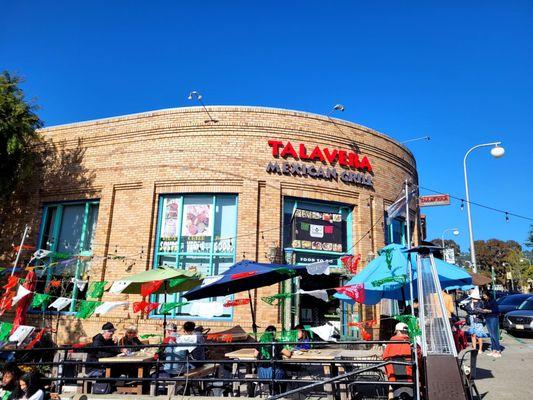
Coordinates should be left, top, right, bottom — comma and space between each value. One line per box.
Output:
474, 331, 533, 399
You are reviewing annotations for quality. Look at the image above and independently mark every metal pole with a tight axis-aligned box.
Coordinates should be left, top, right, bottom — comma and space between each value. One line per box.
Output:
11, 225, 30, 276
405, 180, 411, 249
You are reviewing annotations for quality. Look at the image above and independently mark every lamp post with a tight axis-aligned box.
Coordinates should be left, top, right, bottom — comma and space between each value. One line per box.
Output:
463, 142, 505, 283
441, 228, 459, 249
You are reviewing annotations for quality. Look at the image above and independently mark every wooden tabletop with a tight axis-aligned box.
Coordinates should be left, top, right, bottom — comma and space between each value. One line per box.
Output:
225, 348, 256, 360
336, 348, 381, 359
291, 348, 342, 360
99, 350, 156, 363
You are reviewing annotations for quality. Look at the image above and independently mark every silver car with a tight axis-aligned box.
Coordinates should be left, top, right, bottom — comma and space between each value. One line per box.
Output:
503, 296, 533, 335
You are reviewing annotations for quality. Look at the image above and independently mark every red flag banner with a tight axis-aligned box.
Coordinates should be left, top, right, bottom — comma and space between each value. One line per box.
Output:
230, 271, 257, 280
133, 301, 160, 314
0, 291, 16, 315
360, 328, 372, 341
141, 280, 163, 297
335, 283, 365, 304
3, 276, 19, 290
26, 329, 46, 350
223, 298, 250, 307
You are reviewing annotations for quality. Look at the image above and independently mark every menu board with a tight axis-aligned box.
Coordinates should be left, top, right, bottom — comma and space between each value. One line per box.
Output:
291, 209, 344, 252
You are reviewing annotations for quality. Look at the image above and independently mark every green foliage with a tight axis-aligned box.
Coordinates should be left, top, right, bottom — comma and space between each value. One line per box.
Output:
527, 225, 533, 248
0, 71, 42, 203
474, 239, 522, 284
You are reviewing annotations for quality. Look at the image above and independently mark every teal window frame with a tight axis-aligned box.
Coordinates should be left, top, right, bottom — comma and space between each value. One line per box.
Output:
151, 194, 238, 321
385, 214, 406, 245
36, 200, 100, 313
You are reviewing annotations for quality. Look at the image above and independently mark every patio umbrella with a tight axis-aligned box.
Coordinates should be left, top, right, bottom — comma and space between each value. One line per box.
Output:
183, 259, 311, 335
116, 266, 203, 334
334, 244, 473, 305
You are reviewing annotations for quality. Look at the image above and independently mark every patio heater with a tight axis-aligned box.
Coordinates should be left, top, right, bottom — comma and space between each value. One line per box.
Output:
408, 246, 467, 400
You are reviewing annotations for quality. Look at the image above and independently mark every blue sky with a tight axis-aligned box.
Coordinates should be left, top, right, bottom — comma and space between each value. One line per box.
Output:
1, 1, 532, 251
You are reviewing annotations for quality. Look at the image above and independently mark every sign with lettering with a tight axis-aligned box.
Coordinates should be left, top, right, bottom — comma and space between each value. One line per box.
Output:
419, 195, 450, 207
265, 140, 374, 188
292, 209, 344, 252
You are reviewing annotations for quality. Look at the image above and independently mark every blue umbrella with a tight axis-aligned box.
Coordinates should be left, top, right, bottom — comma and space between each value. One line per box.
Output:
184, 259, 311, 335
334, 244, 473, 305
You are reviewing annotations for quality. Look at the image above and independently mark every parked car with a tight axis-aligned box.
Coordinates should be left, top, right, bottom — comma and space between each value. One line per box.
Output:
497, 294, 531, 325
503, 296, 533, 336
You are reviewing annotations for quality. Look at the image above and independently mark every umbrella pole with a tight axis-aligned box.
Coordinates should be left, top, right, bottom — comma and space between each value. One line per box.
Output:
248, 290, 258, 339
163, 281, 168, 339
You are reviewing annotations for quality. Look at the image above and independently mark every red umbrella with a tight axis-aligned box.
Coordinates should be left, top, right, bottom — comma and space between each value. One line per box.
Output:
12, 269, 37, 331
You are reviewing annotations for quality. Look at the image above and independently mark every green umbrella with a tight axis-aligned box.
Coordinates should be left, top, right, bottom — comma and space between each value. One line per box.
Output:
118, 266, 203, 295
117, 266, 203, 337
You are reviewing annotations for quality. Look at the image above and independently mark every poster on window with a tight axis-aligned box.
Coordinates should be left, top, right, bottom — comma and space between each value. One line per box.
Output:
182, 204, 212, 237
291, 209, 344, 252
159, 198, 180, 252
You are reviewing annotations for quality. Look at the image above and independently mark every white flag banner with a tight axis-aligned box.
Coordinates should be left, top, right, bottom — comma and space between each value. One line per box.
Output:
109, 280, 131, 294
386, 188, 417, 224
71, 278, 88, 291
305, 261, 330, 275
49, 297, 72, 311
94, 301, 130, 315
11, 285, 33, 306
297, 289, 329, 302
201, 275, 223, 287
9, 325, 35, 345
310, 323, 337, 342
189, 301, 225, 318
31, 249, 52, 260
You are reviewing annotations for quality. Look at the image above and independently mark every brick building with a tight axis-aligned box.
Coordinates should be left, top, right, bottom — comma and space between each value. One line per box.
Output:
1, 106, 419, 343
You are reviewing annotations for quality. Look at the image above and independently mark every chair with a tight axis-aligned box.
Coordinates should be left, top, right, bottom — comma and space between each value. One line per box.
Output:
460, 349, 481, 400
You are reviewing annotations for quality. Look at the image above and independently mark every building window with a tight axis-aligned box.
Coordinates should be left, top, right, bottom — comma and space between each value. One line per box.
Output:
35, 201, 99, 312
385, 216, 406, 245
153, 194, 238, 319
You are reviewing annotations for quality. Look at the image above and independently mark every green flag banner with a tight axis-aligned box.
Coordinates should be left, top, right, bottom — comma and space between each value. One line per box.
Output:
274, 267, 297, 277
76, 301, 101, 319
261, 293, 293, 305
168, 277, 190, 288
393, 314, 421, 343
0, 322, 13, 341
31, 293, 51, 308
87, 281, 108, 299
159, 302, 189, 314
371, 275, 407, 287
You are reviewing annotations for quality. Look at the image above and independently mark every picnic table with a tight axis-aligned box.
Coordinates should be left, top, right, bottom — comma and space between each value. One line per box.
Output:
335, 347, 383, 400
99, 349, 156, 395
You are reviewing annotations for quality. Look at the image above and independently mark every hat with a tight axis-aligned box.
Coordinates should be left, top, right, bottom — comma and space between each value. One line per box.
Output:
395, 322, 408, 332
101, 322, 116, 332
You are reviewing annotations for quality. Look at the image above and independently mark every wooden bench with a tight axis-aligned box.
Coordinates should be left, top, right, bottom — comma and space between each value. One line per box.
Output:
151, 363, 218, 396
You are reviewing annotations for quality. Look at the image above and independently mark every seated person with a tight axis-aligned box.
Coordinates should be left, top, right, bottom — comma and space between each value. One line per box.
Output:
0, 362, 22, 400
293, 325, 311, 351
118, 326, 143, 353
383, 322, 415, 399
12, 372, 45, 400
403, 299, 419, 317
162, 321, 204, 376
86, 322, 121, 377
254, 326, 291, 395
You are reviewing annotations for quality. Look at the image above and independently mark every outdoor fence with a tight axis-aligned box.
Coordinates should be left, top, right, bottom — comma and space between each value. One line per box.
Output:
4, 340, 417, 399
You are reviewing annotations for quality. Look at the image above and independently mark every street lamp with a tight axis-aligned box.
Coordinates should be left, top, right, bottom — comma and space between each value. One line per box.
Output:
463, 142, 505, 279
187, 90, 218, 123
441, 228, 459, 248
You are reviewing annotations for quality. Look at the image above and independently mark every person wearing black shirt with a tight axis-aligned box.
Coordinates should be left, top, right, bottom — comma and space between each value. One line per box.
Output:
86, 322, 121, 376
118, 326, 143, 353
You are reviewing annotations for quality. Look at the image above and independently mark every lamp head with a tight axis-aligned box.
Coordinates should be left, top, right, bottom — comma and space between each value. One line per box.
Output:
188, 91, 202, 101
452, 229, 459, 236
333, 104, 345, 112
490, 145, 505, 158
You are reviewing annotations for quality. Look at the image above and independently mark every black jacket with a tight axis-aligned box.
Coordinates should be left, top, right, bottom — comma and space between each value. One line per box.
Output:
86, 333, 120, 371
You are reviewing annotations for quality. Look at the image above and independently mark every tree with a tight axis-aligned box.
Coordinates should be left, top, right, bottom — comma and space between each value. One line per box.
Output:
527, 225, 533, 248
428, 238, 461, 262
0, 71, 42, 205
474, 239, 522, 284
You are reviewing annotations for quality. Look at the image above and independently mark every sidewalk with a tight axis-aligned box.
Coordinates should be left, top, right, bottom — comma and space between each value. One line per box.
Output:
474, 331, 533, 399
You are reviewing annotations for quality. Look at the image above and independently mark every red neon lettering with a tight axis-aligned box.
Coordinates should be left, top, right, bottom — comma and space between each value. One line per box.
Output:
268, 140, 284, 157
309, 146, 325, 162
338, 151, 349, 166
359, 156, 372, 172
323, 148, 338, 164
280, 141, 298, 159
299, 144, 310, 160
348, 153, 360, 169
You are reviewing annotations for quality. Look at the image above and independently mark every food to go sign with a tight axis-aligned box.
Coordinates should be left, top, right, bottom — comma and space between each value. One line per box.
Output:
419, 194, 450, 207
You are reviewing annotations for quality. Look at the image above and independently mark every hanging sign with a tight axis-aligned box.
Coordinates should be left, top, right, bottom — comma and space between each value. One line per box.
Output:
419, 194, 450, 207
292, 209, 344, 253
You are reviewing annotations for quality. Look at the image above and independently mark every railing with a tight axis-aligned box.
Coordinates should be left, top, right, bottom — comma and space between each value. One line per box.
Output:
4, 340, 417, 399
